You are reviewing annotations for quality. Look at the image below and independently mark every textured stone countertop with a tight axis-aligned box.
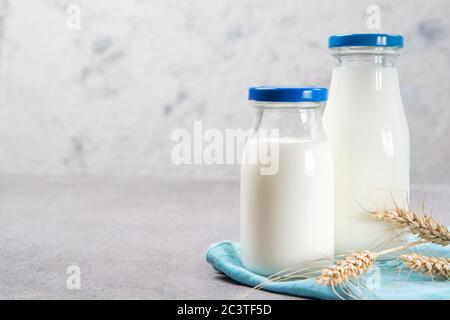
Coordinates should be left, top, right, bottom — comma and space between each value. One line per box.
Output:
0, 176, 448, 299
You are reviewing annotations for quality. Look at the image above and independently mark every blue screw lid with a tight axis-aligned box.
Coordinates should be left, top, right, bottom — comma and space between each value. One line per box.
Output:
328, 33, 403, 48
248, 86, 328, 103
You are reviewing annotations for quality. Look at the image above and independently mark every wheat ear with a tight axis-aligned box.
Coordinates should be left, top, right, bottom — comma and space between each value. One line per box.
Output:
317, 242, 420, 287
400, 254, 450, 280
317, 250, 376, 287
371, 207, 450, 246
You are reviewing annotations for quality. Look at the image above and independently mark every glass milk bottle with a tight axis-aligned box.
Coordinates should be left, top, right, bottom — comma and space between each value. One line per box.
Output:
322, 34, 410, 255
241, 87, 334, 276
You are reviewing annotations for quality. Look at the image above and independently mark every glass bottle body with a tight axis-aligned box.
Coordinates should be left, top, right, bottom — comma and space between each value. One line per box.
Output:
323, 47, 410, 254
241, 102, 334, 275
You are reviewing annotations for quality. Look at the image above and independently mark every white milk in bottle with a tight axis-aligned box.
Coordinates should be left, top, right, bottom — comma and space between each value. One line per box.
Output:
241, 87, 334, 276
323, 34, 410, 255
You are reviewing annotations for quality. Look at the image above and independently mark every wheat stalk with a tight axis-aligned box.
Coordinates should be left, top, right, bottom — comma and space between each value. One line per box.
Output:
371, 207, 450, 246
318, 206, 450, 288
400, 254, 450, 280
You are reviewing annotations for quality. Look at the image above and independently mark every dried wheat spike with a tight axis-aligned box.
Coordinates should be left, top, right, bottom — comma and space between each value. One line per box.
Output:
317, 250, 377, 287
400, 254, 450, 280
371, 207, 450, 246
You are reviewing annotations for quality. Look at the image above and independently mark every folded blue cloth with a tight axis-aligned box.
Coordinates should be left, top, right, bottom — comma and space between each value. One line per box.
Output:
206, 240, 450, 300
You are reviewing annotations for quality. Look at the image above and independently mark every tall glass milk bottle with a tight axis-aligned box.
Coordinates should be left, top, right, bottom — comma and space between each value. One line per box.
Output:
241, 87, 334, 276
322, 34, 410, 255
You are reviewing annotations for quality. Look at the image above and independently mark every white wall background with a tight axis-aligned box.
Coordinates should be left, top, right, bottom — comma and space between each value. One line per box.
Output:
0, 0, 448, 184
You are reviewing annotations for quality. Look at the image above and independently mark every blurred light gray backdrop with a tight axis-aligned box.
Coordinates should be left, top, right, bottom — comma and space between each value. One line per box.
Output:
0, 0, 448, 185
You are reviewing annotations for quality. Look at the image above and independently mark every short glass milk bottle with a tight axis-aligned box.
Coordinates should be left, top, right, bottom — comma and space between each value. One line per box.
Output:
323, 34, 410, 255
241, 87, 334, 276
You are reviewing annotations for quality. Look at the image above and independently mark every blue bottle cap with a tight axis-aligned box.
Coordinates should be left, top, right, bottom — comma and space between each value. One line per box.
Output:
248, 86, 328, 103
329, 33, 403, 48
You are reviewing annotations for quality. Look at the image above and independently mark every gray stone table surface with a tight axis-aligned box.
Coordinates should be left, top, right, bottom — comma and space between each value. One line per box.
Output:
0, 176, 449, 300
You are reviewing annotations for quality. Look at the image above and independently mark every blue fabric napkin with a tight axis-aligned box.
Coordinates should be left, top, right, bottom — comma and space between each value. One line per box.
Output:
206, 240, 450, 300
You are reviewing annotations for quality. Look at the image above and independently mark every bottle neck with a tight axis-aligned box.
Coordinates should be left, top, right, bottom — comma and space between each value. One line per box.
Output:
253, 104, 326, 141
332, 46, 400, 68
